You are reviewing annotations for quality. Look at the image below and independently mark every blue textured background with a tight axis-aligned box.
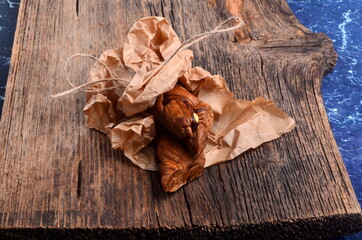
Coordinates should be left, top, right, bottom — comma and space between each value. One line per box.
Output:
0, 0, 19, 111
0, 0, 361, 239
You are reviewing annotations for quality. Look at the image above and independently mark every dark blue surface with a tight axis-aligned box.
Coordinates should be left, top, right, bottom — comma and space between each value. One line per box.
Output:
0, 0, 19, 113
0, 0, 361, 238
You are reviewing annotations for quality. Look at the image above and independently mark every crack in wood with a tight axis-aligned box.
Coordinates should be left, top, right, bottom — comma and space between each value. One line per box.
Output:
160, 0, 165, 18
257, 51, 271, 99
149, 174, 161, 227
182, 188, 194, 226
76, 0, 79, 17
77, 160, 82, 199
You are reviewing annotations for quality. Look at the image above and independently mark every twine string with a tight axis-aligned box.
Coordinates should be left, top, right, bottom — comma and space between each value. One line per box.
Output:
63, 53, 116, 87
163, 16, 244, 66
51, 16, 244, 99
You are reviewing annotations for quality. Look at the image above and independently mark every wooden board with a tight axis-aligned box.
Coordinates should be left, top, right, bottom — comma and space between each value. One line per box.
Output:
1, 0, 361, 239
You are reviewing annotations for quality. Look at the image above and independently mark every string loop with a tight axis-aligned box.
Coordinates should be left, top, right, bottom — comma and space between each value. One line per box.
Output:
51, 17, 244, 99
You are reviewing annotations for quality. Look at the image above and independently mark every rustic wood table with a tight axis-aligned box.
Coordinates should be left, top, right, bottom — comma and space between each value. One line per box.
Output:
1, 0, 361, 239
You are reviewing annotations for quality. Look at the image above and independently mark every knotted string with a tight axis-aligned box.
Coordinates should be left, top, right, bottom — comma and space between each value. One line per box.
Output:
51, 16, 244, 99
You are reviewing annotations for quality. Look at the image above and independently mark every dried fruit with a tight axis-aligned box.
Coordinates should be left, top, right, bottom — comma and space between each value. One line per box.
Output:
152, 84, 214, 155
156, 133, 205, 192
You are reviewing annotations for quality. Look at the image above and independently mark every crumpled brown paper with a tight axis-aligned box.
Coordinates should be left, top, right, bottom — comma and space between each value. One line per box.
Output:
83, 16, 296, 171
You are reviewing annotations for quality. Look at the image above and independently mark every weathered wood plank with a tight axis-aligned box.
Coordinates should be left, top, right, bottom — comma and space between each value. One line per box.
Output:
0, 0, 361, 239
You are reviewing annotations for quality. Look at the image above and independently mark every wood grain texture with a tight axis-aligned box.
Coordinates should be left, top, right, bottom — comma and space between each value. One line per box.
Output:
1, 0, 361, 239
